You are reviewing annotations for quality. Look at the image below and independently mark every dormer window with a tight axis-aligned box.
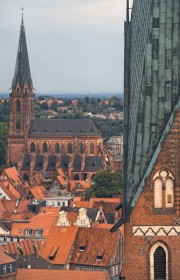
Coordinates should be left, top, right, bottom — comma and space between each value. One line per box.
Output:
49, 246, 59, 260
96, 249, 104, 261
24, 228, 32, 237
79, 240, 87, 251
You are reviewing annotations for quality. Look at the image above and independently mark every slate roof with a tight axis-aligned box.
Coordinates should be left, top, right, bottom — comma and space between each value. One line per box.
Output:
34, 155, 44, 171
21, 154, 31, 170
47, 156, 57, 171
17, 255, 58, 269
84, 156, 102, 172
12, 17, 33, 89
29, 119, 99, 136
73, 156, 81, 172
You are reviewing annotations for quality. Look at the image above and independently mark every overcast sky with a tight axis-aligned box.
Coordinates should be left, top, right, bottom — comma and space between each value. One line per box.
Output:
0, 0, 133, 94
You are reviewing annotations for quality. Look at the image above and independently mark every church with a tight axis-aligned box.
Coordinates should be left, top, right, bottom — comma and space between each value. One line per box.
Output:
111, 1, 180, 279
7, 16, 111, 183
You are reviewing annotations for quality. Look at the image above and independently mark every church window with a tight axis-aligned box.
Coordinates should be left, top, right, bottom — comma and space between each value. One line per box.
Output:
79, 143, 84, 154
74, 174, 80, 180
25, 88, 27, 93
55, 143, 60, 153
16, 120, 21, 130
43, 143, 48, 153
153, 169, 174, 209
90, 143, 94, 154
150, 242, 168, 280
68, 143, 73, 154
16, 99, 21, 112
30, 143, 35, 153
31, 100, 33, 113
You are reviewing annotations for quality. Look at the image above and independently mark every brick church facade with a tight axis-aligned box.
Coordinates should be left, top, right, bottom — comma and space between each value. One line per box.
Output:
7, 16, 110, 183
111, 1, 180, 279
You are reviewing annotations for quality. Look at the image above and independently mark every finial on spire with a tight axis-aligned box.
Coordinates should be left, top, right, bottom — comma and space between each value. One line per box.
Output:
21, 7, 24, 26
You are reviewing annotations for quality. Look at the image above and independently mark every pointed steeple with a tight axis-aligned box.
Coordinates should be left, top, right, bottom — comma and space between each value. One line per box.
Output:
12, 14, 33, 89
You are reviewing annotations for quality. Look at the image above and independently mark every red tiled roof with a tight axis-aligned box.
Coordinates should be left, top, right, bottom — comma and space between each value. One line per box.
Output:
15, 269, 108, 280
30, 186, 46, 201
0, 239, 43, 256
69, 201, 90, 208
2, 167, 22, 185
57, 168, 66, 179
71, 227, 120, 267
11, 209, 59, 237
67, 212, 79, 224
89, 198, 121, 208
0, 181, 20, 200
0, 251, 16, 265
1, 199, 30, 213
40, 226, 78, 264
57, 176, 66, 185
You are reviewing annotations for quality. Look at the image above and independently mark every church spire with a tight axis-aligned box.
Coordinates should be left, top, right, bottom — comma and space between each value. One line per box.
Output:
12, 13, 33, 89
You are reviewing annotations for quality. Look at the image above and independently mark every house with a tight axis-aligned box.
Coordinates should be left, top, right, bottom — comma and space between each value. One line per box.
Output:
40, 226, 78, 268
45, 196, 71, 207
30, 186, 46, 201
70, 227, 123, 279
0, 181, 20, 200
69, 180, 90, 196
10, 207, 59, 239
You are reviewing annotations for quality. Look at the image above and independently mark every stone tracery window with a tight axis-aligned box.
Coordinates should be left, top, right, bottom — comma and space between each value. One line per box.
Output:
153, 169, 174, 209
79, 143, 84, 154
30, 143, 35, 153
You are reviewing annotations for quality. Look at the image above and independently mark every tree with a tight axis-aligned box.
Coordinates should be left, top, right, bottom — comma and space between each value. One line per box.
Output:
90, 169, 122, 198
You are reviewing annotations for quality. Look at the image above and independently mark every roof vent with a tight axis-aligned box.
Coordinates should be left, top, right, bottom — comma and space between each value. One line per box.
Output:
81, 129, 84, 132
57, 129, 59, 132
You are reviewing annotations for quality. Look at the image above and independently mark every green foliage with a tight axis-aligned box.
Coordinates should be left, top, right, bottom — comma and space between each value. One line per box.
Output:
90, 169, 122, 198
0, 122, 8, 166
40, 102, 49, 110
0, 100, 9, 123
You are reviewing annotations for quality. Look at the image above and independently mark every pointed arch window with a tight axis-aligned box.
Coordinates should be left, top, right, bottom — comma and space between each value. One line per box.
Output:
31, 100, 33, 114
153, 169, 175, 209
16, 99, 21, 113
55, 143, 60, 153
30, 143, 35, 153
150, 242, 168, 280
68, 143, 73, 154
79, 143, 84, 154
74, 174, 80, 180
90, 143, 94, 154
16, 120, 21, 130
43, 143, 48, 153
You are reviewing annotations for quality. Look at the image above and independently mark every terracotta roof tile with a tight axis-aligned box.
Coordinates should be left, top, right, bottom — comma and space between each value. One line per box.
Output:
30, 186, 46, 201
89, 198, 121, 208
71, 227, 120, 267
56, 168, 66, 179
0, 239, 43, 256
1, 199, 30, 213
57, 175, 66, 185
70, 201, 90, 208
0, 181, 21, 200
67, 212, 79, 224
0, 251, 16, 265
15, 269, 108, 280
11, 210, 59, 237
40, 226, 78, 264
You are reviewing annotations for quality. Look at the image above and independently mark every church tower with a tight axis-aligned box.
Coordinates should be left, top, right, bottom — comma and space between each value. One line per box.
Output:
7, 15, 35, 166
